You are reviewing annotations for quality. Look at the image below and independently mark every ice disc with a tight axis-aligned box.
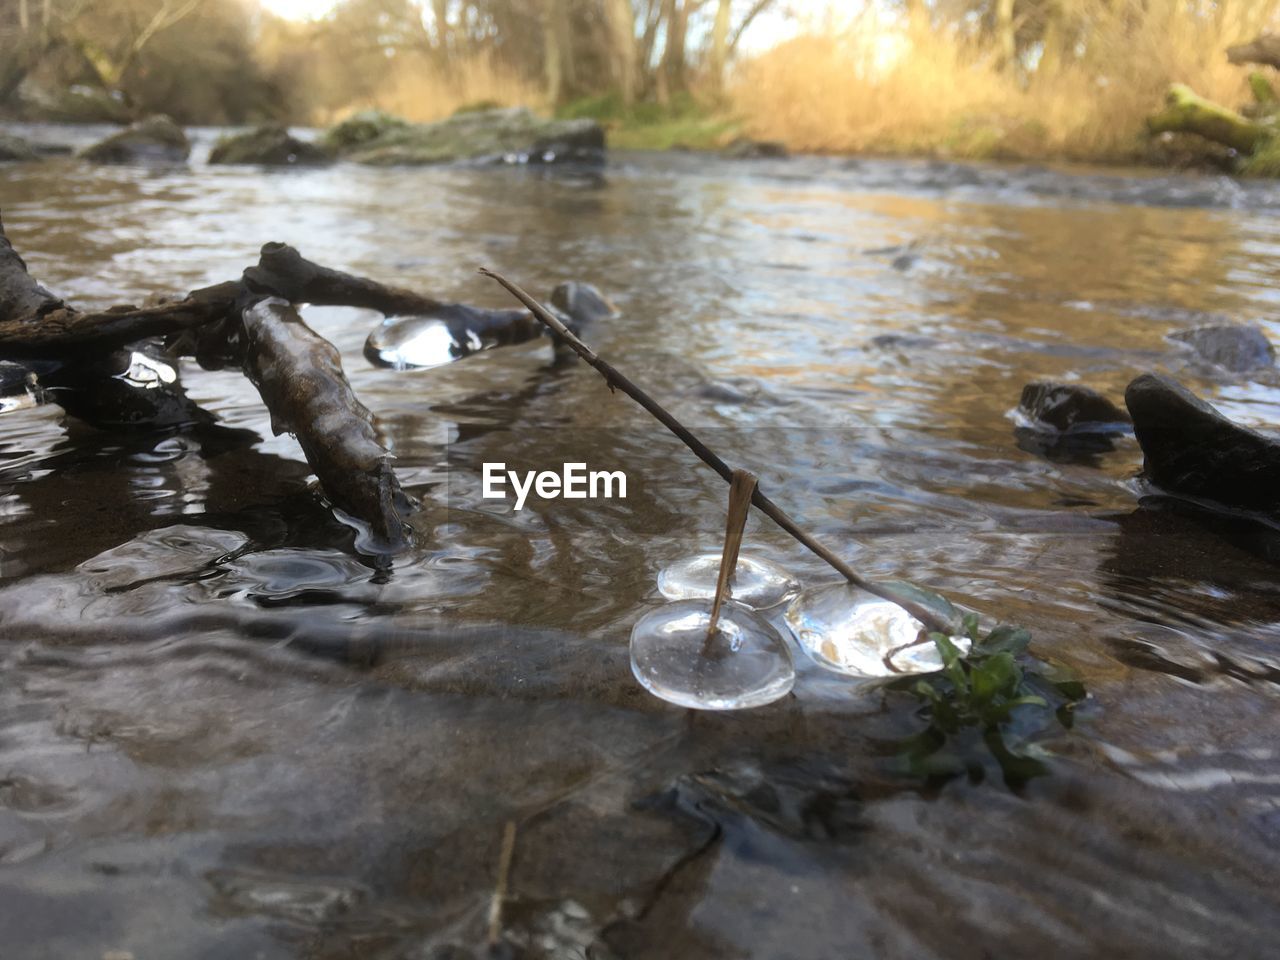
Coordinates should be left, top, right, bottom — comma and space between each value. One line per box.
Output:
630, 599, 796, 710
785, 583, 972, 678
656, 553, 800, 609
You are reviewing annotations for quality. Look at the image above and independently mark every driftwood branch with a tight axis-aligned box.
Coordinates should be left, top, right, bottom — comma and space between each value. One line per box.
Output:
1146, 83, 1274, 154
479, 267, 956, 634
1228, 33, 1280, 71
241, 298, 409, 546
0, 216, 421, 548
0, 211, 594, 549
1, 213, 213, 428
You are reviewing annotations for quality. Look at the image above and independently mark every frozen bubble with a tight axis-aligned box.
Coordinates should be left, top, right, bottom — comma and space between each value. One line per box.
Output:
364, 317, 461, 370
785, 583, 971, 678
656, 553, 799, 609
630, 599, 795, 710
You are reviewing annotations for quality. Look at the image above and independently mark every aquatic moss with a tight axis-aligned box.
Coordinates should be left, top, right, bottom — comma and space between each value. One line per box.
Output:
339, 108, 604, 165
556, 91, 740, 151
1240, 134, 1280, 176
893, 615, 1087, 787
323, 110, 410, 153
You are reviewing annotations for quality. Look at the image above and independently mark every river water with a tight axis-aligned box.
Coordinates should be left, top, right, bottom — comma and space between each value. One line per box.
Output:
2, 127, 1279, 959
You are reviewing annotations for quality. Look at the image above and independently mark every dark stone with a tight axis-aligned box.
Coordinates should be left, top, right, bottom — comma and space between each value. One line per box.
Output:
322, 110, 410, 152
1169, 324, 1276, 373
1126, 372, 1280, 515
78, 115, 189, 164
0, 133, 39, 162
868, 333, 939, 350
1017, 382, 1131, 434
864, 240, 923, 270
332, 108, 605, 166
720, 136, 789, 159
1141, 131, 1239, 173
550, 281, 618, 327
208, 125, 331, 166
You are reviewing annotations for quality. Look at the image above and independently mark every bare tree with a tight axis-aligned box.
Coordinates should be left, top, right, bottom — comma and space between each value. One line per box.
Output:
603, 0, 638, 104
541, 0, 576, 103
709, 0, 776, 97
72, 0, 206, 90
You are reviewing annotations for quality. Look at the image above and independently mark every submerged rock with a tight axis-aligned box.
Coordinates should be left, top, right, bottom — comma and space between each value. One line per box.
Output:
720, 136, 789, 159
549, 281, 619, 326
208, 125, 331, 166
333, 107, 604, 166
321, 110, 410, 153
0, 133, 39, 162
1017, 382, 1131, 433
868, 332, 938, 351
1126, 372, 1280, 515
1014, 381, 1132, 464
79, 115, 189, 164
1169, 324, 1276, 373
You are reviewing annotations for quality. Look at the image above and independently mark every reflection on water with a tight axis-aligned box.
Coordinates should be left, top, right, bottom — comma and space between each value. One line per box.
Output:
2, 133, 1280, 957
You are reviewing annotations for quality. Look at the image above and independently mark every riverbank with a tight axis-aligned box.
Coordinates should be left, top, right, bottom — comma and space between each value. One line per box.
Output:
553, 13, 1277, 173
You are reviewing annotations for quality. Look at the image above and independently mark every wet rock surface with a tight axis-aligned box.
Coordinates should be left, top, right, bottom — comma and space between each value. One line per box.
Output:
0, 133, 39, 162
549, 281, 619, 327
1126, 372, 1280, 515
720, 136, 789, 160
331, 107, 604, 166
321, 109, 410, 152
1017, 382, 1132, 434
208, 125, 331, 166
1169, 323, 1276, 373
78, 115, 190, 164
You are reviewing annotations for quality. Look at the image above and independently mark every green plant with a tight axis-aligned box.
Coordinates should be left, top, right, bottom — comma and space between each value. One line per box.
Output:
892, 615, 1087, 788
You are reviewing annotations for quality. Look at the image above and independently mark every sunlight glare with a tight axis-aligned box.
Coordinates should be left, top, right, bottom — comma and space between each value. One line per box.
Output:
258, 0, 340, 21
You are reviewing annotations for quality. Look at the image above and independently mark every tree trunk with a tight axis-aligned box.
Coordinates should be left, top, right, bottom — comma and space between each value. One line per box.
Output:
995, 0, 1016, 69
1036, 12, 1065, 77
709, 0, 731, 97
1228, 34, 1280, 71
603, 0, 638, 106
1147, 83, 1275, 155
542, 0, 575, 105
659, 0, 689, 102
432, 0, 450, 55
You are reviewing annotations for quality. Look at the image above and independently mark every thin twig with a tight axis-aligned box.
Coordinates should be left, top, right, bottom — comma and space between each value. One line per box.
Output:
478, 267, 954, 634
706, 469, 756, 640
487, 820, 517, 947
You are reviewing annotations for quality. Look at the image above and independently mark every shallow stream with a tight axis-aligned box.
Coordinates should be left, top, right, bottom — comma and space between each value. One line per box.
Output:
2, 128, 1279, 958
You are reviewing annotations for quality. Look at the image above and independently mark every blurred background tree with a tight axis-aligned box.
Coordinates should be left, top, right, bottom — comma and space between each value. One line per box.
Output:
0, 0, 786, 122
3, 0, 1280, 163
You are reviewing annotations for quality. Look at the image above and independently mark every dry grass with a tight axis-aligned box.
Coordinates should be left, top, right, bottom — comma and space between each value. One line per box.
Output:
320, 50, 543, 125
733, 0, 1280, 163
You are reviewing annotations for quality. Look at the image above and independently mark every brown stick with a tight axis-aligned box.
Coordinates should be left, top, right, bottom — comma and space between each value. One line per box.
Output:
1228, 33, 1280, 71
241, 298, 409, 548
487, 820, 517, 947
478, 267, 956, 634
706, 469, 757, 639
0, 238, 545, 360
